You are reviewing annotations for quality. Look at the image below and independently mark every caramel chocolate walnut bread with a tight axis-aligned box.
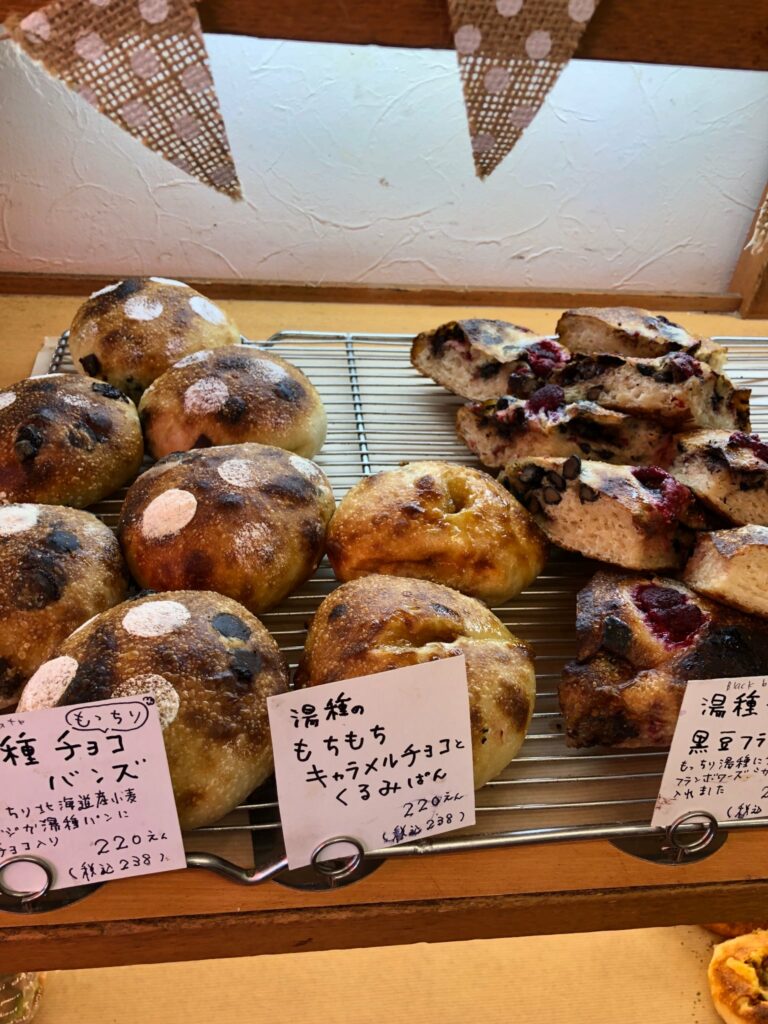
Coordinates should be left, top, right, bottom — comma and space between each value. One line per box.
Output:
559, 570, 768, 748
684, 526, 768, 619
555, 307, 727, 371
139, 346, 327, 460
411, 318, 569, 400
457, 390, 673, 469
669, 430, 768, 526
501, 458, 695, 570
17, 591, 289, 829
708, 930, 768, 1024
296, 575, 536, 788
0, 374, 143, 507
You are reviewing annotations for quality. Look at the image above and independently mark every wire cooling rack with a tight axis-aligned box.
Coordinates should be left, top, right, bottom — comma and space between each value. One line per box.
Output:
46, 330, 768, 880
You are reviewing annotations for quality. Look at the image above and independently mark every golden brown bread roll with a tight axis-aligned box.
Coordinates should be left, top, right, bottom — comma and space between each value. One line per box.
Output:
17, 591, 289, 829
0, 374, 143, 507
708, 930, 768, 1024
0, 503, 128, 708
707, 925, 768, 940
69, 278, 240, 400
326, 461, 547, 605
118, 443, 335, 613
139, 346, 327, 460
295, 575, 536, 788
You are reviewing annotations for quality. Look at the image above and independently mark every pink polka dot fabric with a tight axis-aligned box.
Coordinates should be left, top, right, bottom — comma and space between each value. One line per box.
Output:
446, 0, 603, 177
9, 0, 241, 198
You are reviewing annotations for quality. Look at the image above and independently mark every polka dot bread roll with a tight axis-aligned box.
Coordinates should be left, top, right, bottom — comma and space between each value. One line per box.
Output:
17, 591, 289, 829
68, 278, 240, 400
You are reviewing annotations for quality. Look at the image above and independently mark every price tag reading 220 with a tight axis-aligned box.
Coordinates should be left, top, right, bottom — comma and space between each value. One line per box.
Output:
268, 658, 476, 869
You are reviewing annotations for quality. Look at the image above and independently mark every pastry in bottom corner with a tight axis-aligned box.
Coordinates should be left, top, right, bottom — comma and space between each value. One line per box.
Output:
708, 930, 768, 1024
669, 430, 768, 526
559, 569, 768, 748
295, 575, 536, 788
17, 591, 289, 829
684, 526, 768, 619
326, 460, 547, 604
707, 925, 768, 940
501, 457, 695, 570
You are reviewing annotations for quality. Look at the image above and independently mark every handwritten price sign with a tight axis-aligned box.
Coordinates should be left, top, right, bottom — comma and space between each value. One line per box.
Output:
0, 695, 185, 894
653, 675, 768, 828
268, 658, 476, 869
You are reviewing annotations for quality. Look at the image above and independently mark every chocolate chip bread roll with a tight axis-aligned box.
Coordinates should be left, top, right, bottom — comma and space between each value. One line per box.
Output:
0, 503, 128, 708
18, 591, 289, 829
0, 374, 143, 507
139, 346, 327, 459
69, 278, 240, 400
296, 575, 536, 788
326, 461, 547, 604
118, 444, 335, 613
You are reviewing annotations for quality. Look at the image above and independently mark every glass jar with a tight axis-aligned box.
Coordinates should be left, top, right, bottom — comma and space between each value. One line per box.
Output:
0, 974, 44, 1024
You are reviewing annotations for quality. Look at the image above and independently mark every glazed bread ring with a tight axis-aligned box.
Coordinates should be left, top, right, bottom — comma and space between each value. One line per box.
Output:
139, 345, 327, 460
709, 930, 768, 1024
295, 575, 536, 787
69, 278, 240, 400
17, 591, 289, 829
0, 374, 143, 507
326, 461, 547, 605
118, 443, 335, 613
0, 504, 128, 708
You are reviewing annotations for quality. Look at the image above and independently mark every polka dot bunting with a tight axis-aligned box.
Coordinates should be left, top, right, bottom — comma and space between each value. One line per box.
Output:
445, 0, 603, 177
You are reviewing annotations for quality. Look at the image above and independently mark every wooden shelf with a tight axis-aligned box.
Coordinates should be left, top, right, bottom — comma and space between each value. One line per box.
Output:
2, 0, 767, 70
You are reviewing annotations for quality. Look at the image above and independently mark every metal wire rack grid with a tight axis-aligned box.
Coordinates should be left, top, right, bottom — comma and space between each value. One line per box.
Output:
49, 330, 768, 860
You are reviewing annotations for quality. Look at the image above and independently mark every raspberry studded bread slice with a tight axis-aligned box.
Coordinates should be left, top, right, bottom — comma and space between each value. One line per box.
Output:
560, 569, 768, 747
501, 458, 695, 570
410, 318, 569, 400
457, 390, 673, 469
668, 429, 768, 525
555, 307, 727, 371
555, 352, 749, 431
683, 525, 768, 619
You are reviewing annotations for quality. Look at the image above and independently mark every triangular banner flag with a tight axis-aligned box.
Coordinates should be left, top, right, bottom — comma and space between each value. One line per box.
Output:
8, 0, 241, 198
446, 0, 602, 178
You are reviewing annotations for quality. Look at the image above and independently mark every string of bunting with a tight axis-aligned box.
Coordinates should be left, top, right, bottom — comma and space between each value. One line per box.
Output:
446, 0, 602, 178
6, 0, 241, 198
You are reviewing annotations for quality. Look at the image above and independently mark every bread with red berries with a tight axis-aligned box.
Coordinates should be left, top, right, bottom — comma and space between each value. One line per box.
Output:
559, 570, 768, 748
457, 391, 673, 469
410, 318, 569, 400
501, 458, 695, 570
684, 526, 768, 619
668, 430, 768, 526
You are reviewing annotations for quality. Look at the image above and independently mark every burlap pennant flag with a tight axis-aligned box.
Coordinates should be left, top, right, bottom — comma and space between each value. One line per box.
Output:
8, 0, 241, 198
447, 0, 602, 178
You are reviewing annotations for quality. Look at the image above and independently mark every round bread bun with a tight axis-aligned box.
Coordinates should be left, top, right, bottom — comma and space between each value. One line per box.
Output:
0, 504, 128, 708
17, 591, 289, 829
707, 925, 768, 940
68, 278, 240, 400
708, 930, 768, 1024
118, 443, 335, 613
295, 575, 536, 788
326, 461, 547, 604
0, 374, 143, 507
139, 345, 327, 460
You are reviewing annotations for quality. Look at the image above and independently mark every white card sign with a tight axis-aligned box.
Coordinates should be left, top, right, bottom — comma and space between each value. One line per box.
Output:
652, 675, 768, 829
0, 696, 186, 894
268, 657, 476, 869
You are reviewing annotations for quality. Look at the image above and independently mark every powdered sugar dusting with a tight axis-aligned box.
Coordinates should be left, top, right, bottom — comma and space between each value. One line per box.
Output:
189, 295, 227, 325
217, 458, 256, 488
150, 277, 190, 288
256, 359, 290, 384
0, 505, 39, 536
288, 454, 323, 484
141, 488, 197, 539
114, 673, 180, 728
18, 656, 79, 711
184, 377, 229, 415
124, 295, 164, 321
174, 349, 213, 368
90, 281, 121, 298
61, 393, 92, 409
0, 392, 16, 411
166, 336, 187, 359
237, 521, 276, 560
122, 600, 190, 637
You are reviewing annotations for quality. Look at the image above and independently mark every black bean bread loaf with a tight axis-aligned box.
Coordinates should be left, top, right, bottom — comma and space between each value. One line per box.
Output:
684, 525, 768, 619
668, 430, 768, 525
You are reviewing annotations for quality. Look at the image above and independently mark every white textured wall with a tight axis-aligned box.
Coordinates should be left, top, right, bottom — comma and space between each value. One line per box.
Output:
0, 35, 767, 292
